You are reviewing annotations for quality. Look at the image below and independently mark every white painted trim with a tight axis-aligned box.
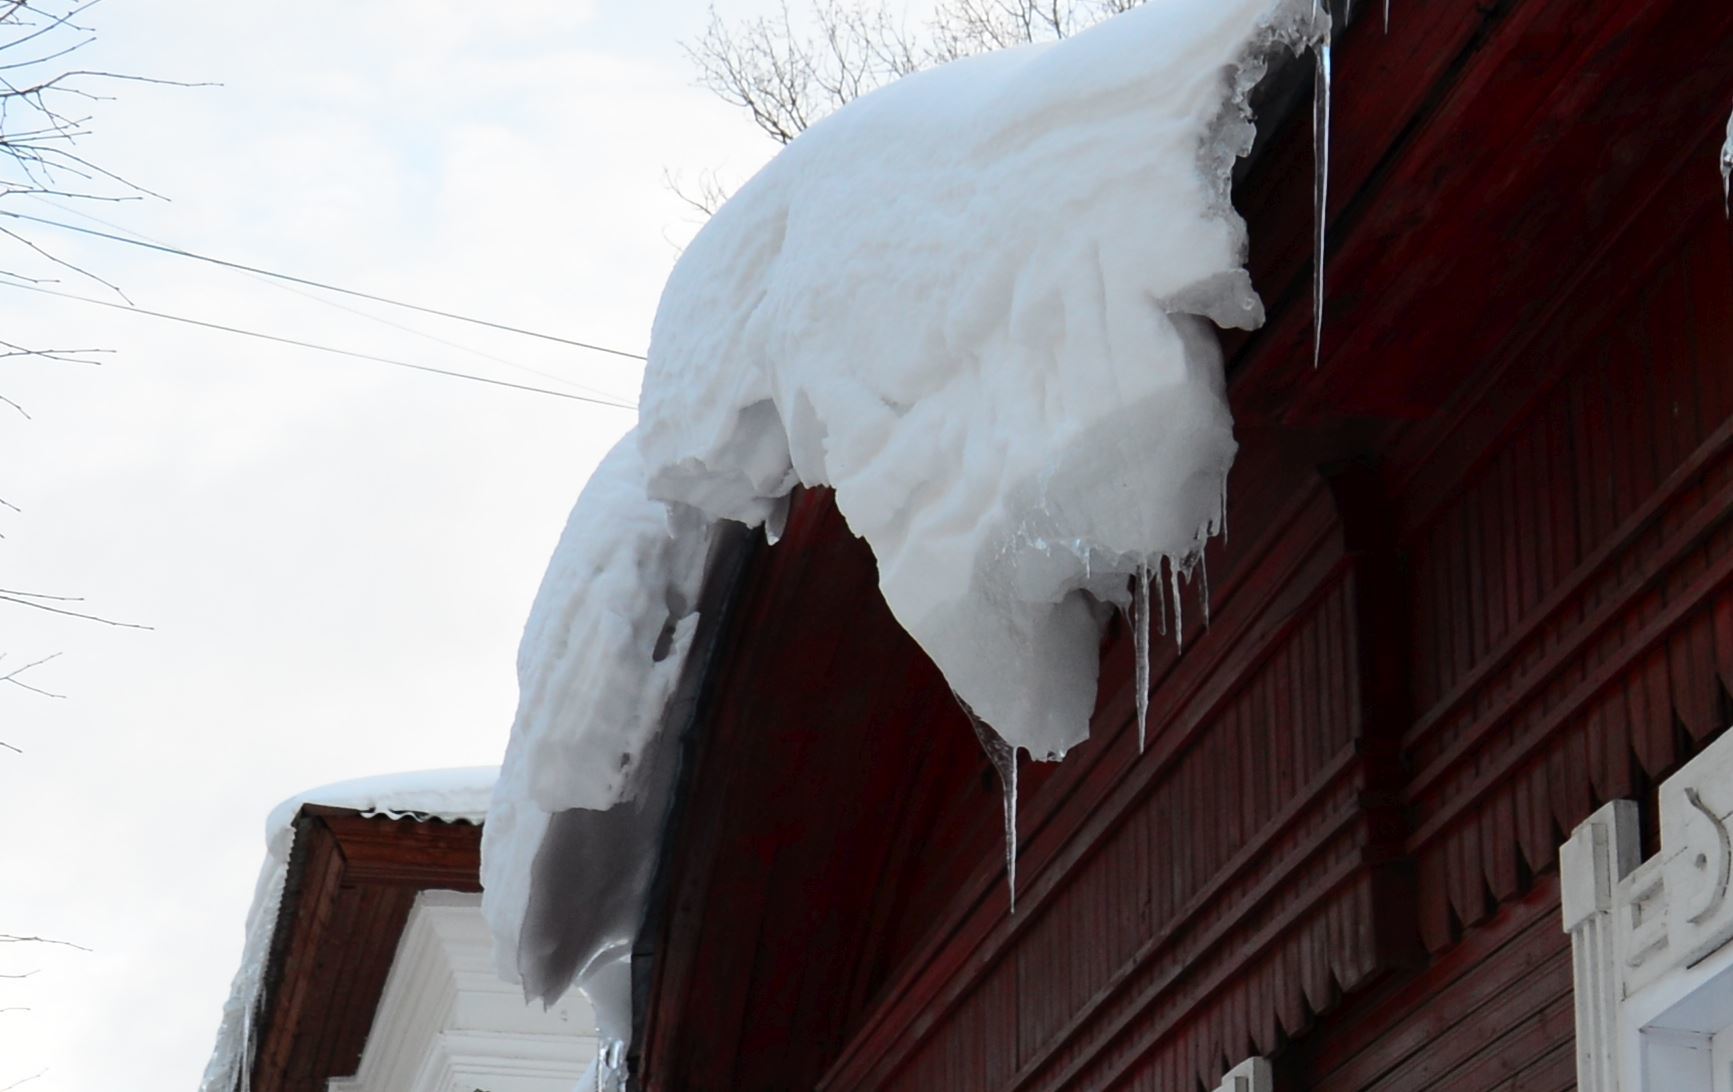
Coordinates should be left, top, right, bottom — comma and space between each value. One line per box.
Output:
1562, 728, 1733, 1091
1213, 1055, 1273, 1092
329, 891, 597, 1092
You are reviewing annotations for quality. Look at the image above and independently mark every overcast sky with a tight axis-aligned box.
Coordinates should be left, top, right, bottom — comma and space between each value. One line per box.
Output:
0, 3, 778, 1086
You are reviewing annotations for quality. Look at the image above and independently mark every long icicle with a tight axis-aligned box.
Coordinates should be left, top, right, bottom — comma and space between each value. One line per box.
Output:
1153, 556, 1168, 637
963, 697, 1020, 913
1312, 19, 1333, 368
1170, 557, 1184, 654
1135, 563, 1151, 753
1200, 551, 1211, 629
1721, 106, 1731, 217
1219, 477, 1229, 544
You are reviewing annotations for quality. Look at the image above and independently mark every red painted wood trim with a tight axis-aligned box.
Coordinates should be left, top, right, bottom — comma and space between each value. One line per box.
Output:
1002, 749, 1361, 1091
1408, 541, 1733, 852
1042, 853, 1365, 1092
1296, 874, 1562, 1082
1404, 413, 1733, 759
1406, 454, 1733, 799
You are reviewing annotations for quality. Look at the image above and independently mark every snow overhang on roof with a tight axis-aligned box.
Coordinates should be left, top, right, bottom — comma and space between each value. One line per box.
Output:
484, 0, 1335, 1080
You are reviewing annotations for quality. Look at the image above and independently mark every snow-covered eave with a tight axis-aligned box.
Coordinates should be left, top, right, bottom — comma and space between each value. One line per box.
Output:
200, 768, 496, 1092
622, 518, 761, 1031
503, 515, 760, 1048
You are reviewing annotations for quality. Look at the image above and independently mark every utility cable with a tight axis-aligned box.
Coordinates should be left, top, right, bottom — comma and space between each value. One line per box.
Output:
0, 279, 639, 409
22, 196, 633, 404
0, 208, 650, 361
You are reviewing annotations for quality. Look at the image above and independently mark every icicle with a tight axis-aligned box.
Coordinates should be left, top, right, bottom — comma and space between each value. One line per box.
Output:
1135, 563, 1151, 753
596, 1038, 626, 1092
239, 1006, 252, 1092
1169, 558, 1184, 654
764, 494, 791, 545
1312, 18, 1333, 368
1720, 106, 1732, 218
1200, 551, 1211, 629
961, 696, 1020, 913
1153, 555, 1168, 637
1219, 477, 1229, 544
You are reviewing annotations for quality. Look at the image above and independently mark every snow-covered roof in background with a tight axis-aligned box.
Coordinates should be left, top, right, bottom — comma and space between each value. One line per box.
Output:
200, 767, 497, 1092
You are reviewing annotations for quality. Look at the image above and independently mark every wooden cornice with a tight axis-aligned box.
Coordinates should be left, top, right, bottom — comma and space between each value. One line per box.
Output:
247, 807, 482, 1092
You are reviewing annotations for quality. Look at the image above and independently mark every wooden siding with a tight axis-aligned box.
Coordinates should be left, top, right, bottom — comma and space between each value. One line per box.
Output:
636, 0, 1733, 1087
1288, 877, 1574, 1090
1398, 187, 1733, 959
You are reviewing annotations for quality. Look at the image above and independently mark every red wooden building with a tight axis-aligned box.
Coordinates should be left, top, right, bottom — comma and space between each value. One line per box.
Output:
623, 1, 1733, 1088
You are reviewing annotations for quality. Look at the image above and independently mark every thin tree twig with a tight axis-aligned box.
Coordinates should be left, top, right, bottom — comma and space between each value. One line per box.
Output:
0, 652, 65, 697
0, 934, 90, 952
0, 592, 150, 629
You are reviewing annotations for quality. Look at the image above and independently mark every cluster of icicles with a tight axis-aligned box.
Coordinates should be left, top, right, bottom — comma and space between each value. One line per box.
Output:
963, 0, 1356, 914
968, 554, 1213, 912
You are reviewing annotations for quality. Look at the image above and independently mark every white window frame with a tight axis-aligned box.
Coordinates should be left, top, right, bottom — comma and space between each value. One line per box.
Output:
1562, 730, 1733, 1091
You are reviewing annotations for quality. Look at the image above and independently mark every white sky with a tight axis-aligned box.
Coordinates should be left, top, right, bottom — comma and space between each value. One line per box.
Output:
0, 3, 779, 1087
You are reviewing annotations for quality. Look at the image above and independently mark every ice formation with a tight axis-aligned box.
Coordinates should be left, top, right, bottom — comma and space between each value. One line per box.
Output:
200, 768, 496, 1092
1721, 105, 1731, 217
1312, 32, 1332, 366
480, 430, 714, 1081
640, 0, 1328, 772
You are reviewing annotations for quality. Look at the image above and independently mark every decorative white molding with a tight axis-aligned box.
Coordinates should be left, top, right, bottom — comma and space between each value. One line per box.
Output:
329, 891, 597, 1092
1561, 799, 1640, 1092
1562, 729, 1733, 1092
1212, 1056, 1272, 1092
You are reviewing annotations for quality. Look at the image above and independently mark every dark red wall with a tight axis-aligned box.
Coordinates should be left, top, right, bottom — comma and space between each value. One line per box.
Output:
638, 0, 1733, 1087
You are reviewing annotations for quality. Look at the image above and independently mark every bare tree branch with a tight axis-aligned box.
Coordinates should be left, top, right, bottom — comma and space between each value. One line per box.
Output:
678, 0, 1143, 208
663, 165, 733, 219
0, 934, 89, 952
0, 590, 150, 629
0, 15, 160, 1083
0, 652, 64, 698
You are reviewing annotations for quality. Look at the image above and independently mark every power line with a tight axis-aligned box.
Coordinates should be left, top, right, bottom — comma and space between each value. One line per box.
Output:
0, 209, 650, 362
0, 279, 640, 409
23, 196, 634, 404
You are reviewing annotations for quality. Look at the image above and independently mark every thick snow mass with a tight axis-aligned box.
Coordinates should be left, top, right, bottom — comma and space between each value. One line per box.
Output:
481, 0, 1326, 1068
639, 0, 1325, 760
480, 431, 712, 1079
492, 433, 710, 818
201, 768, 496, 1092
